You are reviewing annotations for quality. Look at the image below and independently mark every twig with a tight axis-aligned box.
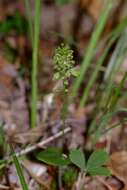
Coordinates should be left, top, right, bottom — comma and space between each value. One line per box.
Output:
74, 172, 86, 190
15, 127, 71, 157
3, 127, 71, 167
0, 184, 9, 189
96, 176, 114, 190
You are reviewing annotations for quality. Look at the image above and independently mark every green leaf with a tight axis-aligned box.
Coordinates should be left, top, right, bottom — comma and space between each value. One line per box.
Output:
69, 149, 86, 171
11, 146, 29, 190
88, 166, 111, 176
0, 12, 27, 35
36, 148, 70, 166
86, 149, 108, 171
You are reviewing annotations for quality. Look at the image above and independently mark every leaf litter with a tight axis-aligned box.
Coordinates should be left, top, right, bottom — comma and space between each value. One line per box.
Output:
0, 0, 127, 189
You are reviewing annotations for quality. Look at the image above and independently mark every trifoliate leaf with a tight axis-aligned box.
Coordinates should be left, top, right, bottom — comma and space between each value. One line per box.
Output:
69, 149, 86, 171
88, 166, 111, 176
86, 149, 109, 172
36, 148, 70, 166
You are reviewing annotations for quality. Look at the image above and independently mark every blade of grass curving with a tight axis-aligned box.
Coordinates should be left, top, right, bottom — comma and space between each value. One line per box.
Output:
71, 0, 114, 101
99, 107, 127, 129
24, 0, 33, 42
96, 70, 127, 115
80, 34, 118, 106
89, 29, 127, 133
101, 31, 127, 109
104, 33, 127, 82
102, 118, 127, 135
80, 17, 127, 107
11, 145, 29, 190
108, 72, 127, 110
89, 71, 127, 134
107, 17, 127, 41
31, 0, 41, 128
92, 107, 127, 143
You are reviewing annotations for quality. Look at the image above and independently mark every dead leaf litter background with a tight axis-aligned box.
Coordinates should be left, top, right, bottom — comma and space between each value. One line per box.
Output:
0, 0, 127, 189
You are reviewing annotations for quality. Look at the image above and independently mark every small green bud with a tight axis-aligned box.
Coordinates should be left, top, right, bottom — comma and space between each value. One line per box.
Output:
53, 72, 60, 80
70, 68, 79, 77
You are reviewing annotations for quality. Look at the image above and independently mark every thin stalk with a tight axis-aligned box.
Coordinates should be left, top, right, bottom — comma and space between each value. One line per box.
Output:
102, 118, 127, 135
75, 172, 86, 190
31, 0, 41, 128
107, 72, 127, 111
60, 91, 68, 134
92, 108, 127, 143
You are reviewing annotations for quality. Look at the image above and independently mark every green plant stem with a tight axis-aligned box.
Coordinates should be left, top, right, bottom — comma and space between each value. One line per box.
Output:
31, 0, 41, 128
102, 118, 127, 134
108, 72, 127, 111
91, 108, 127, 143
60, 90, 68, 136
58, 167, 63, 189
76, 172, 86, 190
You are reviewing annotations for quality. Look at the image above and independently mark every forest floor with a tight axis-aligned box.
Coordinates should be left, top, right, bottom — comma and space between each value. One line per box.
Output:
0, 0, 127, 190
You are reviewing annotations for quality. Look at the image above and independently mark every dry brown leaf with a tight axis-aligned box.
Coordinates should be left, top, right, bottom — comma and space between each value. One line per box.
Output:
9, 126, 44, 144
22, 160, 50, 189
108, 151, 127, 190
79, 0, 103, 21
79, 0, 122, 24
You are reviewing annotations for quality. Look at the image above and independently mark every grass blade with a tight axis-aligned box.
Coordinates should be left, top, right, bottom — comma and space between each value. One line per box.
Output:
92, 107, 127, 143
104, 33, 127, 82
71, 0, 113, 100
80, 17, 127, 106
108, 72, 127, 110
31, 0, 41, 128
11, 145, 29, 190
101, 31, 127, 109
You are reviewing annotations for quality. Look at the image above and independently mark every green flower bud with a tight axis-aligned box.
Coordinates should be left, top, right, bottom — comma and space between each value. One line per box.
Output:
53, 43, 75, 91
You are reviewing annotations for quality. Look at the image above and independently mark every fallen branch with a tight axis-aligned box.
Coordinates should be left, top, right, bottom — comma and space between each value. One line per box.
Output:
0, 184, 9, 189
3, 127, 71, 167
16, 127, 71, 157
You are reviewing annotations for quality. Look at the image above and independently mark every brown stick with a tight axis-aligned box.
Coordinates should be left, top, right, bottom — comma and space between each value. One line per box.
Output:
15, 127, 71, 157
